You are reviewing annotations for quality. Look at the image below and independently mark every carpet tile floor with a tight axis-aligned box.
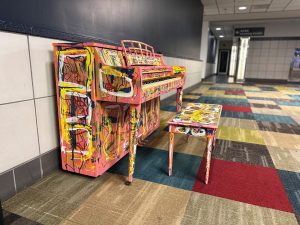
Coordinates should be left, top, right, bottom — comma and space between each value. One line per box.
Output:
3, 82, 300, 225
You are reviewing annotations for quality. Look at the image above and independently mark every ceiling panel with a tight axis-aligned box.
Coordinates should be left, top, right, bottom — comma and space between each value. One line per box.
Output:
202, 0, 299, 15
286, 0, 300, 10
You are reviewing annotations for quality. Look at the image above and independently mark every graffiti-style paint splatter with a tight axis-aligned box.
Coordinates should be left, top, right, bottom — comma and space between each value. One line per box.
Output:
53, 40, 186, 180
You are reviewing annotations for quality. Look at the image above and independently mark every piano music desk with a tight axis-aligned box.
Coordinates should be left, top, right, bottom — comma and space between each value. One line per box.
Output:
168, 103, 222, 184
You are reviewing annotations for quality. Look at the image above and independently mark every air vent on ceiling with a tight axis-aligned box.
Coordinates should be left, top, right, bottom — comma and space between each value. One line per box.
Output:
251, 4, 270, 10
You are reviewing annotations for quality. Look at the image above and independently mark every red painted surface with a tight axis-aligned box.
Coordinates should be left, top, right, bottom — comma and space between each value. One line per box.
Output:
193, 159, 293, 212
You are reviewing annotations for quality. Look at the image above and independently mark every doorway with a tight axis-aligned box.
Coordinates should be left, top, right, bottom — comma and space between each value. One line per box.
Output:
218, 50, 230, 75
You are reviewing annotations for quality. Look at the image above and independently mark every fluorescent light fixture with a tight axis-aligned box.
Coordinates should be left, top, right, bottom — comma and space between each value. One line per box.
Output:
238, 6, 247, 10
219, 35, 224, 38
216, 27, 222, 31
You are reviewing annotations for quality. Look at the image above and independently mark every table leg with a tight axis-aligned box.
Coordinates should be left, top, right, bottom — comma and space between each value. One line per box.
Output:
176, 88, 183, 113
169, 132, 175, 176
213, 132, 217, 150
205, 134, 214, 184
126, 104, 141, 185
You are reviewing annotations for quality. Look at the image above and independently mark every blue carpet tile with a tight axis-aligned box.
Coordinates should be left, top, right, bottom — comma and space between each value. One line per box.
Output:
289, 95, 300, 100
197, 96, 250, 106
278, 170, 300, 215
275, 100, 300, 106
221, 111, 255, 120
160, 105, 177, 112
109, 147, 201, 190
259, 86, 278, 91
253, 113, 298, 125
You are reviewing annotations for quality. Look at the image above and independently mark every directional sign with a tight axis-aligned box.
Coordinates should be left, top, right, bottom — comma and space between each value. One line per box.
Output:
234, 27, 265, 37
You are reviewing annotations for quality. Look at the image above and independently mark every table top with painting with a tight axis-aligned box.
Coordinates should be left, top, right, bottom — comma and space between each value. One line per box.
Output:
168, 103, 222, 129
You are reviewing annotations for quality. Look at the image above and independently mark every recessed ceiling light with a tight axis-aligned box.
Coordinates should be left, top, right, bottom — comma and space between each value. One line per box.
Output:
219, 35, 224, 38
238, 6, 247, 10
216, 27, 222, 31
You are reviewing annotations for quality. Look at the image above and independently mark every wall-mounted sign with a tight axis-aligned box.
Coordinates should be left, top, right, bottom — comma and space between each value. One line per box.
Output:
234, 27, 265, 37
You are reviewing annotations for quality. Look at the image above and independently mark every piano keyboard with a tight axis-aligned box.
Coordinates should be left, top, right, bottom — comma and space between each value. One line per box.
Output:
142, 77, 181, 90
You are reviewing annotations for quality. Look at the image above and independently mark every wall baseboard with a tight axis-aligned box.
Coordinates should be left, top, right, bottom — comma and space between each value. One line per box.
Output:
0, 148, 60, 202
204, 73, 217, 79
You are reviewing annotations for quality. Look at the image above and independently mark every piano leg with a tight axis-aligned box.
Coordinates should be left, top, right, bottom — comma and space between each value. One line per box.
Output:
176, 88, 183, 113
126, 104, 141, 185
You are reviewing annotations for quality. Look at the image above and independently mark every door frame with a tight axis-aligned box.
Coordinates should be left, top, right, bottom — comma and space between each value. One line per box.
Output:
217, 49, 231, 75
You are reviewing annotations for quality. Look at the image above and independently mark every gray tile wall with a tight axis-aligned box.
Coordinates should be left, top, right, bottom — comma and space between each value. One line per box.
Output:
0, 31, 64, 201
245, 39, 300, 80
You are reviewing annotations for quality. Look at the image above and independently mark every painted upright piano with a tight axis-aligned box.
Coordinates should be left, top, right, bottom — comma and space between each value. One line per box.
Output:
53, 40, 186, 183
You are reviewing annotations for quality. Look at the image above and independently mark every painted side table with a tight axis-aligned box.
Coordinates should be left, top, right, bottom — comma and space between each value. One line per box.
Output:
168, 103, 222, 184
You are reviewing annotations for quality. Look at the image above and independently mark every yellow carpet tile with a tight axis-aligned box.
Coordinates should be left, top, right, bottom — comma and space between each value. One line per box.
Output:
242, 86, 261, 91
217, 126, 265, 145
275, 86, 300, 94
219, 118, 259, 130
182, 94, 200, 100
